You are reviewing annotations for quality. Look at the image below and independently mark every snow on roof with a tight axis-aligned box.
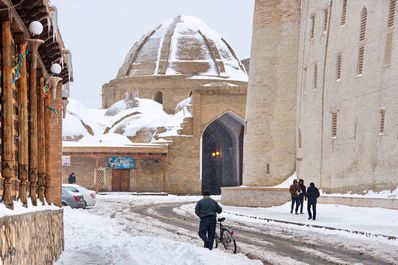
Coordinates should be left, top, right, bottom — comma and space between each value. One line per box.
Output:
118, 15, 248, 82
63, 97, 189, 147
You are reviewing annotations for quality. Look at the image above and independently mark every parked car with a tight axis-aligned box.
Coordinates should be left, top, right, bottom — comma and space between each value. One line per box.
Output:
62, 184, 96, 207
61, 187, 85, 209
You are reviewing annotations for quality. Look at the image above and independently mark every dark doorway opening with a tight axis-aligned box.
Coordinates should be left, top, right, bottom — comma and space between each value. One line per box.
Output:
201, 112, 244, 195
153, 91, 163, 104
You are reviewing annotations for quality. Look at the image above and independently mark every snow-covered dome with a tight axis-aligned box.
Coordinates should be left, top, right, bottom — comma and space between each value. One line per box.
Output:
117, 15, 247, 80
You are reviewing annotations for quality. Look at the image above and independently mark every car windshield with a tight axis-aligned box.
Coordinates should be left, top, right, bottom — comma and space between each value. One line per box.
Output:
62, 186, 79, 193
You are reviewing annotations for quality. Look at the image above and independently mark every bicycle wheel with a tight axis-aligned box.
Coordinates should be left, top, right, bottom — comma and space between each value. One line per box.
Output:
220, 229, 237, 254
214, 232, 219, 249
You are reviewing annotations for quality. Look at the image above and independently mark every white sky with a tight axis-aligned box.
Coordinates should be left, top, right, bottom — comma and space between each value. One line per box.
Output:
51, 0, 255, 108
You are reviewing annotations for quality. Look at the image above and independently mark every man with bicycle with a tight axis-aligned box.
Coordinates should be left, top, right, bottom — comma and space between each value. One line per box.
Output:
195, 190, 222, 250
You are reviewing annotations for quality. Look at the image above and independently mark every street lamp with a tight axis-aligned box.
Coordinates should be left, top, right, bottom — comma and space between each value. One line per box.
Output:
28, 21, 43, 36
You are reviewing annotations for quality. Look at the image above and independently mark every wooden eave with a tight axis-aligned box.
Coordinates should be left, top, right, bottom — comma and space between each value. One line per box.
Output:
62, 145, 169, 159
0, 0, 73, 84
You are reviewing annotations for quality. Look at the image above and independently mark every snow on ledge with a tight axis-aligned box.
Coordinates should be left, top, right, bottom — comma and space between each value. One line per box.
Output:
0, 199, 60, 218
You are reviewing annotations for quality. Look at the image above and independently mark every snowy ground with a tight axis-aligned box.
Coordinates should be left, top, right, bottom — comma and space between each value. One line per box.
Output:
55, 194, 398, 265
55, 195, 259, 265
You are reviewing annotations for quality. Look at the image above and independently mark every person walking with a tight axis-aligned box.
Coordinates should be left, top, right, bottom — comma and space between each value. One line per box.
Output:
68, 172, 76, 184
306, 182, 320, 220
289, 179, 301, 214
195, 190, 222, 250
298, 179, 306, 214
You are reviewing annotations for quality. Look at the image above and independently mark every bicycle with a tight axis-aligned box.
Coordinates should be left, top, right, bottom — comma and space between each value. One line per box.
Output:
214, 217, 237, 254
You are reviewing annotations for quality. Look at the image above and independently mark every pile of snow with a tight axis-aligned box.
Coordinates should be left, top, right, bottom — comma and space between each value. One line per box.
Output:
63, 97, 191, 146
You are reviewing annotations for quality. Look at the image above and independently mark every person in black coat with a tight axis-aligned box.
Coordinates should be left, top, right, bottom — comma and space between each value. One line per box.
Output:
68, 172, 76, 184
306, 182, 320, 220
195, 190, 222, 250
298, 179, 306, 214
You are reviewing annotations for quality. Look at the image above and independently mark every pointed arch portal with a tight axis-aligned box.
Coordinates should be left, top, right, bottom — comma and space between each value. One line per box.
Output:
201, 112, 244, 195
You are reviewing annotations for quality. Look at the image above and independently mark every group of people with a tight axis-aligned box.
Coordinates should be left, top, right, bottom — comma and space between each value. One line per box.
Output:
195, 179, 320, 251
289, 179, 320, 220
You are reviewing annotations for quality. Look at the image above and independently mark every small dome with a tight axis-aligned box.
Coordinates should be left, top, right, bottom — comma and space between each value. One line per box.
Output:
117, 15, 247, 81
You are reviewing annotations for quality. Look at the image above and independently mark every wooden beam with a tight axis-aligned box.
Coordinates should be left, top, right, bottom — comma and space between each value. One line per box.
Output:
135, 159, 141, 193
28, 39, 44, 206
2, 20, 15, 209
44, 76, 51, 204
37, 76, 46, 204
17, 42, 29, 207
95, 159, 99, 194
162, 157, 168, 193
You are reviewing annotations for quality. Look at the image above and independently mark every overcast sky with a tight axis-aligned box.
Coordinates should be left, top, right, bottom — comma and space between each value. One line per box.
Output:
51, 0, 255, 108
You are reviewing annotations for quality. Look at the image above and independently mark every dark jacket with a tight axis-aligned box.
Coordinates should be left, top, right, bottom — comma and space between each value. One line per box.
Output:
289, 184, 301, 198
306, 186, 320, 202
195, 197, 222, 219
68, 174, 76, 184
299, 183, 306, 197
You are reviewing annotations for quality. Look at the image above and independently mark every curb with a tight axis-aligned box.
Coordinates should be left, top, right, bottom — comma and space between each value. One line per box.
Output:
224, 211, 397, 240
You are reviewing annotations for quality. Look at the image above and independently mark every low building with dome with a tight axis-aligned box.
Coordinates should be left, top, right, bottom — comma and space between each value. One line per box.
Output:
62, 15, 248, 195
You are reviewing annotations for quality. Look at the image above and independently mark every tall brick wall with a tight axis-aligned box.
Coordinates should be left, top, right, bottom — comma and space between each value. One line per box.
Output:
243, 0, 300, 187
297, 0, 398, 193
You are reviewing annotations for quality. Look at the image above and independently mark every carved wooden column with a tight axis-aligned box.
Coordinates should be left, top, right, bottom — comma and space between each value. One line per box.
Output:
2, 21, 15, 209
28, 39, 44, 206
17, 43, 29, 207
37, 76, 46, 204
45, 77, 61, 204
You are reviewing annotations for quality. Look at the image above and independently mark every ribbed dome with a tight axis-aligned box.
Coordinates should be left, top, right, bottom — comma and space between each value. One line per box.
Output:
117, 15, 247, 81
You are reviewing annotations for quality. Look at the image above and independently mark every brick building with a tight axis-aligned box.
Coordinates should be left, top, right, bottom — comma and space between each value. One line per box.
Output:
223, 0, 398, 208
63, 15, 248, 195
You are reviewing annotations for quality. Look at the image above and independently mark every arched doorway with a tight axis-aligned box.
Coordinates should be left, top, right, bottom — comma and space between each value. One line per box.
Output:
201, 112, 244, 195
153, 90, 163, 104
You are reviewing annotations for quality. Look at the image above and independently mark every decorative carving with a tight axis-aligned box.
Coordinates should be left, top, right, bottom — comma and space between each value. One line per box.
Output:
18, 165, 29, 207
37, 172, 46, 205
29, 168, 38, 206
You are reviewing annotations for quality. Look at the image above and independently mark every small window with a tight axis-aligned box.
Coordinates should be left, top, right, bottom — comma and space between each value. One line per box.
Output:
313, 64, 318, 90
336, 52, 342, 80
379, 109, 385, 134
359, 7, 368, 41
357, 46, 365, 75
298, 128, 302, 149
310, 14, 316, 39
341, 0, 347, 26
323, 9, 329, 33
332, 112, 337, 138
388, 0, 396, 28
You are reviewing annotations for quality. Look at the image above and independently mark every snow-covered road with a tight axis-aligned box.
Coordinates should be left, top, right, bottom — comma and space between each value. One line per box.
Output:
56, 195, 398, 265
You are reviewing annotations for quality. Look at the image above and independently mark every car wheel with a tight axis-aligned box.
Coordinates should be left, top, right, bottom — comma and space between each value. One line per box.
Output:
62, 202, 67, 207
84, 201, 87, 209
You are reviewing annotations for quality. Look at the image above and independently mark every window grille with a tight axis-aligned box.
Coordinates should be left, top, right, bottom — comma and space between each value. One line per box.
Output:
388, 0, 396, 28
357, 46, 365, 75
313, 64, 318, 90
336, 52, 342, 80
359, 8, 367, 41
324, 9, 329, 33
379, 109, 385, 135
332, 112, 337, 138
384, 32, 393, 66
96, 168, 106, 187
310, 15, 315, 39
298, 128, 302, 148
341, 0, 347, 26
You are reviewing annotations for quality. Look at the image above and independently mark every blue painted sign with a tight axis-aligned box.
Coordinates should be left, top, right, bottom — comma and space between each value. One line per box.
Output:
108, 156, 135, 169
